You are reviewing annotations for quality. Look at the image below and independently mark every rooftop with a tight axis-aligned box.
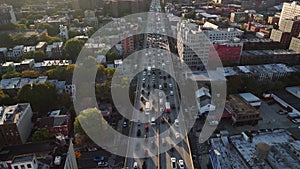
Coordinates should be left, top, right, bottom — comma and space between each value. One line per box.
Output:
12, 154, 34, 163
272, 89, 300, 112
0, 76, 48, 90
226, 95, 259, 116
210, 129, 300, 169
0, 103, 30, 125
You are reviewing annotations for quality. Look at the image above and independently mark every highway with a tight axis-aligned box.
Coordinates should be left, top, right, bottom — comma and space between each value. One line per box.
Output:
123, 0, 195, 168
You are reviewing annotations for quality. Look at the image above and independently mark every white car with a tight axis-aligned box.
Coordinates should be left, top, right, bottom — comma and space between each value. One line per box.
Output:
169, 83, 173, 88
171, 157, 176, 169
174, 119, 179, 127
133, 162, 138, 169
178, 160, 184, 169
159, 85, 162, 89
170, 91, 174, 96
175, 133, 180, 139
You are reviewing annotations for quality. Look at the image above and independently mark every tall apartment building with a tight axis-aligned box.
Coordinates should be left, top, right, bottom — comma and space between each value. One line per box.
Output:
279, 1, 300, 28
177, 21, 211, 70
0, 4, 17, 25
289, 36, 300, 52
203, 28, 244, 42
0, 103, 33, 145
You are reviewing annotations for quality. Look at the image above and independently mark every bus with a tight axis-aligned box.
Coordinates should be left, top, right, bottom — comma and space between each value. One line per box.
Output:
165, 102, 170, 113
145, 102, 150, 115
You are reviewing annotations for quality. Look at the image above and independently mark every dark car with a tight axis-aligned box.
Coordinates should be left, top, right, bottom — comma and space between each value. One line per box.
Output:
93, 156, 104, 162
137, 129, 141, 137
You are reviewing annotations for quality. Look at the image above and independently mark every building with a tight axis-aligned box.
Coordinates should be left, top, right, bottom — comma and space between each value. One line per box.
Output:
177, 20, 211, 70
272, 86, 300, 115
46, 42, 64, 58
279, 1, 300, 29
203, 28, 244, 42
289, 36, 300, 52
210, 129, 300, 169
242, 38, 285, 50
268, 16, 280, 25
239, 93, 262, 108
219, 64, 297, 81
210, 41, 243, 64
269, 29, 291, 45
10, 154, 39, 169
8, 45, 24, 59
241, 49, 300, 65
33, 60, 70, 72
0, 4, 16, 25
0, 103, 33, 145
0, 139, 78, 169
195, 87, 216, 117
0, 76, 48, 91
59, 25, 69, 41
226, 95, 260, 125
35, 42, 47, 52
230, 12, 249, 23
278, 19, 300, 36
121, 36, 134, 54
37, 115, 70, 136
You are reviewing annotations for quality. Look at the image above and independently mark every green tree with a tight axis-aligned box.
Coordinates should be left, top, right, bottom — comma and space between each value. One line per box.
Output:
21, 70, 40, 78
17, 83, 57, 113
106, 51, 120, 62
23, 50, 47, 62
0, 89, 10, 105
68, 30, 81, 39
32, 128, 53, 142
0, 33, 13, 47
74, 117, 85, 135
2, 71, 21, 79
45, 67, 67, 80
38, 23, 58, 36
64, 39, 84, 62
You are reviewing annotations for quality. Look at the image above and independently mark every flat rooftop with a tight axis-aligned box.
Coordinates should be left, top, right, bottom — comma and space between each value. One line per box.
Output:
210, 129, 300, 169
0, 103, 29, 125
226, 95, 259, 116
12, 154, 34, 163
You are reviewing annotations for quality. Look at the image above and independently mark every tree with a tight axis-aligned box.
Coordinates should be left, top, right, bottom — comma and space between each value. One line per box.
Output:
74, 117, 85, 135
0, 33, 13, 47
68, 30, 81, 39
38, 23, 59, 36
58, 92, 71, 109
106, 51, 120, 62
21, 70, 40, 78
2, 71, 21, 79
22, 50, 47, 62
17, 83, 57, 113
45, 67, 67, 80
64, 39, 84, 62
0, 89, 10, 105
32, 128, 53, 142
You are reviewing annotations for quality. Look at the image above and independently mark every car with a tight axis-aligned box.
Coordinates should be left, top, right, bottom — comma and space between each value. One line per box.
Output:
88, 147, 97, 151
175, 133, 180, 139
174, 119, 179, 127
178, 160, 184, 169
142, 78, 146, 81
133, 162, 138, 169
170, 91, 174, 96
93, 156, 104, 162
169, 83, 173, 88
123, 121, 128, 128
137, 129, 141, 137
143, 72, 146, 76
209, 120, 219, 126
171, 157, 176, 169
159, 84, 162, 89
137, 120, 141, 126
291, 118, 300, 124
97, 161, 108, 167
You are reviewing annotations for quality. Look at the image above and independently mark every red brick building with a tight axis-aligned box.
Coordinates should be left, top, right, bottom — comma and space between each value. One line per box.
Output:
210, 42, 243, 65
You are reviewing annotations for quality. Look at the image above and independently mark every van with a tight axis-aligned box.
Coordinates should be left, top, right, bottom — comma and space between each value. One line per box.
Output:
133, 162, 138, 169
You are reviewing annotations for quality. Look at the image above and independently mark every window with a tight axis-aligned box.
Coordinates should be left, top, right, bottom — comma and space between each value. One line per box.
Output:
27, 164, 32, 168
21, 165, 25, 169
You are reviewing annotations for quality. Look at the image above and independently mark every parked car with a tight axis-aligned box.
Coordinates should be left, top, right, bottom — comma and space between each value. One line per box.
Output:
93, 156, 104, 162
97, 161, 108, 167
178, 159, 184, 169
171, 157, 176, 169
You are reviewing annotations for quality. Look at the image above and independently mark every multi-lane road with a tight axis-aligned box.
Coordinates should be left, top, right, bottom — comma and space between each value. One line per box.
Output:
123, 0, 195, 168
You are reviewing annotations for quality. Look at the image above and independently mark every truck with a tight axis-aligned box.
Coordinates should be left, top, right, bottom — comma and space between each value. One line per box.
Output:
165, 102, 170, 113
145, 101, 151, 115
